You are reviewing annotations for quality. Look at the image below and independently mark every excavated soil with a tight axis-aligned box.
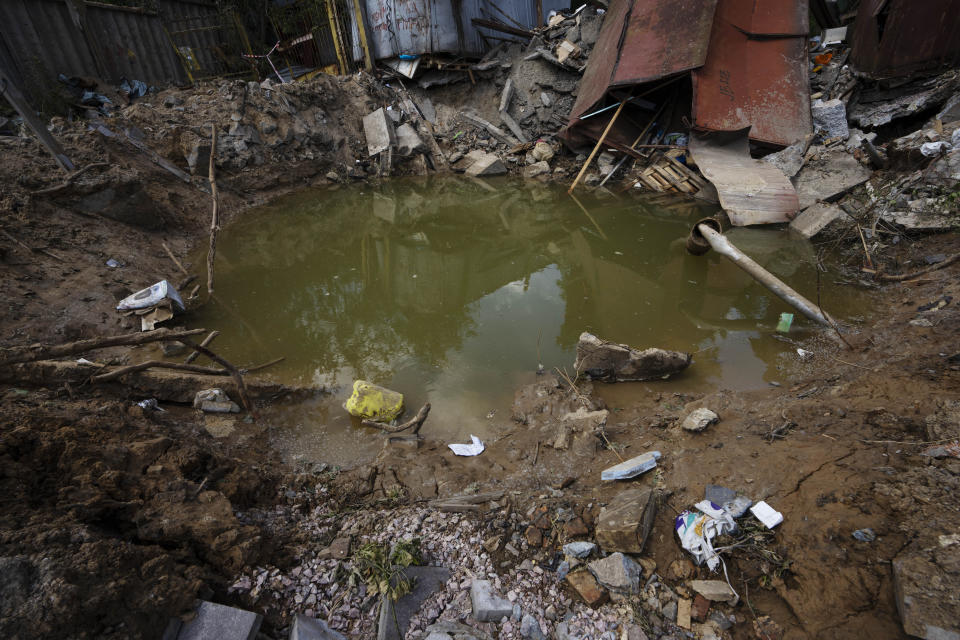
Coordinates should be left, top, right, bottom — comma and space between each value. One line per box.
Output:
1, 73, 959, 640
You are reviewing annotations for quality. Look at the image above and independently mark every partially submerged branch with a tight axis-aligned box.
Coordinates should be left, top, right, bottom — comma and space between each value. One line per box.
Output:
0, 328, 206, 367
362, 402, 431, 434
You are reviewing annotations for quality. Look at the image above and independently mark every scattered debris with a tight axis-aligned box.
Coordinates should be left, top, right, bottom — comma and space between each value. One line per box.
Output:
676, 501, 736, 570
587, 552, 642, 595
852, 528, 877, 543
194, 388, 241, 414
470, 579, 513, 622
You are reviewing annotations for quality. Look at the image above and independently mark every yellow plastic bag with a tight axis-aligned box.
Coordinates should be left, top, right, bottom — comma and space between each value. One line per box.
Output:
344, 380, 404, 421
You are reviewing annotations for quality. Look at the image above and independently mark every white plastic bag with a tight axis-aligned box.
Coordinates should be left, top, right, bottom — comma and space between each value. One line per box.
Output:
674, 500, 736, 571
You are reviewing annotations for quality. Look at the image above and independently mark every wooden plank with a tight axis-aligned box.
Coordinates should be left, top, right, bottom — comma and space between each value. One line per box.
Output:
0, 65, 74, 172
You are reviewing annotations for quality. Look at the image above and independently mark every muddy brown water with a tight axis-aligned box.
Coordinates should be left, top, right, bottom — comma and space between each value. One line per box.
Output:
190, 176, 870, 467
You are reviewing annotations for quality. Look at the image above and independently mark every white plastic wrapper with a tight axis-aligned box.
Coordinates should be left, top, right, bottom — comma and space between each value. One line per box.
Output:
448, 434, 484, 456
675, 500, 736, 571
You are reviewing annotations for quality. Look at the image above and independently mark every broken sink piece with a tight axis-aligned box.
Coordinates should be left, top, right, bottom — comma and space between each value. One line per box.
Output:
601, 451, 661, 481
117, 280, 185, 312
750, 500, 784, 529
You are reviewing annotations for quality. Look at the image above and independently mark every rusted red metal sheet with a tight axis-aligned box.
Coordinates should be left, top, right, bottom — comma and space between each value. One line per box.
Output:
569, 0, 718, 121
850, 0, 960, 80
691, 0, 812, 148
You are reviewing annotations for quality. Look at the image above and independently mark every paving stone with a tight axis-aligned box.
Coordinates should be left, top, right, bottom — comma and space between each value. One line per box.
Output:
177, 600, 262, 640
595, 487, 657, 554
789, 202, 845, 239
291, 615, 346, 640
378, 566, 451, 640
470, 579, 513, 622
692, 594, 711, 621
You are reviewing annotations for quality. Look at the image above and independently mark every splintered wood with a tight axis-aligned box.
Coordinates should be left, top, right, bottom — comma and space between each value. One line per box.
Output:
635, 150, 707, 194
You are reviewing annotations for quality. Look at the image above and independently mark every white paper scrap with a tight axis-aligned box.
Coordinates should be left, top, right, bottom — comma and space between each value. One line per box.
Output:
750, 500, 784, 529
448, 434, 485, 456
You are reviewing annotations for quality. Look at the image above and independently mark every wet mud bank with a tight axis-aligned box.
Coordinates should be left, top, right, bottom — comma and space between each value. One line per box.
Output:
1, 75, 959, 640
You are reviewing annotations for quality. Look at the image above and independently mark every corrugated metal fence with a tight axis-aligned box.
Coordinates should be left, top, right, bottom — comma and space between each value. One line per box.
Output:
0, 0, 238, 101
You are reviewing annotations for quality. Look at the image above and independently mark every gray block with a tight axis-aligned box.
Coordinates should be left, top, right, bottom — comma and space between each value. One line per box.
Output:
378, 566, 451, 640
291, 615, 346, 640
363, 108, 396, 156
470, 579, 513, 622
177, 601, 262, 640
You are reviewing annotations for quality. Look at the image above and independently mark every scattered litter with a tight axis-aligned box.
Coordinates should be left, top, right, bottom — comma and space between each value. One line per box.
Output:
920, 141, 952, 157
797, 348, 813, 361
749, 500, 784, 529
76, 358, 95, 365
136, 398, 165, 412
105, 258, 121, 268
852, 528, 877, 542
448, 435, 485, 456
675, 500, 736, 571
777, 313, 794, 333
116, 280, 184, 312
601, 451, 661, 481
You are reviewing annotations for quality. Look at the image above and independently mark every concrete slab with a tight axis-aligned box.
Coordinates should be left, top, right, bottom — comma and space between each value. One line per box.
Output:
291, 615, 346, 640
363, 108, 396, 156
789, 202, 846, 239
177, 601, 262, 640
378, 566, 451, 640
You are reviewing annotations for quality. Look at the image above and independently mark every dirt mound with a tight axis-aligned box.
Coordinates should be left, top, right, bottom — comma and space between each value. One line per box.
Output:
0, 390, 280, 639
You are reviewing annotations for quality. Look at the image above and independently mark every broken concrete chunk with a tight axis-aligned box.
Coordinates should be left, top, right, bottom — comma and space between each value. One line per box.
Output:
588, 552, 642, 594
789, 202, 846, 239
465, 153, 508, 177
601, 452, 661, 481
470, 579, 513, 622
793, 150, 873, 210
893, 549, 960, 639
595, 487, 657, 553
532, 141, 555, 162
523, 161, 551, 179
566, 568, 609, 607
556, 40, 581, 63
177, 600, 262, 640
812, 99, 849, 141
194, 389, 240, 414
563, 541, 597, 558
562, 407, 608, 431
394, 123, 425, 156
681, 408, 719, 432
291, 615, 346, 640
362, 108, 396, 156
676, 598, 692, 630
689, 580, 739, 605
574, 332, 692, 382
499, 78, 515, 113
761, 133, 814, 178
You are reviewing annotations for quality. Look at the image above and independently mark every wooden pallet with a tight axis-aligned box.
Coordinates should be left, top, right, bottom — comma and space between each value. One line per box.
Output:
636, 150, 708, 194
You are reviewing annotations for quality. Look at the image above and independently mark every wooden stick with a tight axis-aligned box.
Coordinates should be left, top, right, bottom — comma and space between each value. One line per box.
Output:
180, 337, 255, 417
568, 95, 630, 194
878, 251, 960, 282
597, 100, 669, 189
206, 125, 220, 295
91, 360, 228, 383
184, 330, 219, 364
162, 241, 189, 276
0, 327, 206, 367
362, 402, 431, 433
1, 228, 63, 262
31, 162, 110, 196
241, 357, 285, 374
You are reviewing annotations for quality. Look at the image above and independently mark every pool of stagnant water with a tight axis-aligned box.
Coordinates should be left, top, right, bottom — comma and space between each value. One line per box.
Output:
189, 175, 869, 468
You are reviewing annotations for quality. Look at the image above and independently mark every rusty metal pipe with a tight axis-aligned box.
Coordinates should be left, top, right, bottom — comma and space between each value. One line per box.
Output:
695, 224, 834, 327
